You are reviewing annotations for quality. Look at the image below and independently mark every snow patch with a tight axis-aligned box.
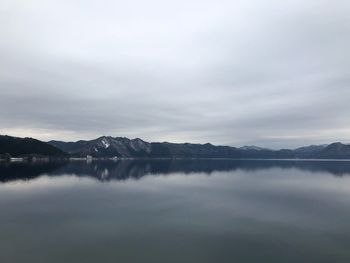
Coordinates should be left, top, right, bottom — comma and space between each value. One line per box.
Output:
101, 138, 110, 148
240, 146, 268, 151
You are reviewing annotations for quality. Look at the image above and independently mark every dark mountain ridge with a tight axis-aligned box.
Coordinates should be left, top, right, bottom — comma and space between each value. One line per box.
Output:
48, 136, 350, 159
0, 135, 66, 158
1, 134, 350, 160
318, 142, 350, 159
50, 136, 152, 158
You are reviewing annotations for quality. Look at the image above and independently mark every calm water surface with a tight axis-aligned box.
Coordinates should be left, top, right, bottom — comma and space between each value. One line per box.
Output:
1, 159, 350, 263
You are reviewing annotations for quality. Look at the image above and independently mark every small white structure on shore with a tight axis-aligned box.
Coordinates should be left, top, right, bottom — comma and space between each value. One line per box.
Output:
10, 157, 24, 162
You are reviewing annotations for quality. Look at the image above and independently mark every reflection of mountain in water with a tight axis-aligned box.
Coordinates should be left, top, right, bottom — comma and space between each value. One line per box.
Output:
2, 159, 350, 183
0, 161, 66, 182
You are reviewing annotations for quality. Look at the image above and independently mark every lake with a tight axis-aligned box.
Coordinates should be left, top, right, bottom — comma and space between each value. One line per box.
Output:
1, 159, 350, 263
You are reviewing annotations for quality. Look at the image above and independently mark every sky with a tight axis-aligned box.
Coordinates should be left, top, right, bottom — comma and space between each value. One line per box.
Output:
1, 0, 350, 149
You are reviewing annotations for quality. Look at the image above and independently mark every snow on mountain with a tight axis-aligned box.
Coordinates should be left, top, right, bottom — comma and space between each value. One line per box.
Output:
239, 146, 270, 151
101, 138, 110, 148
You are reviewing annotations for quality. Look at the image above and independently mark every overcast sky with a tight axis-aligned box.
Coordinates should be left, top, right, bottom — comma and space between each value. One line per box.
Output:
1, 0, 349, 148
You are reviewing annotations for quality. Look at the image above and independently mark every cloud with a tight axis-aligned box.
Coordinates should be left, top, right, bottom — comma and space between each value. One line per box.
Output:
0, 0, 349, 148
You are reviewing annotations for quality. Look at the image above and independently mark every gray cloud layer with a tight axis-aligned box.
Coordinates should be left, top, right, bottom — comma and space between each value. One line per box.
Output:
1, 0, 350, 148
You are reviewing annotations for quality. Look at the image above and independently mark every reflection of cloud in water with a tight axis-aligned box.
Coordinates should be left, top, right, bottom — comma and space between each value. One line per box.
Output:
1, 161, 350, 263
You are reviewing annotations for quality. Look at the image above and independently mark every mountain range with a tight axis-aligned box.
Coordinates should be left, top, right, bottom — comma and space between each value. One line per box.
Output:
1, 134, 350, 159
49, 136, 350, 159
